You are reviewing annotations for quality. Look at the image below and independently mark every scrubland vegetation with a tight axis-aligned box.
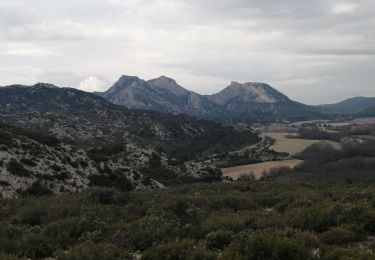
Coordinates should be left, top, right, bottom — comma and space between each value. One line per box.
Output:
1, 120, 375, 259
1, 180, 375, 259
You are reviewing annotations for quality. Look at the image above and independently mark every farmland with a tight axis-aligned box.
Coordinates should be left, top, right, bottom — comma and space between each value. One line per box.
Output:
222, 159, 302, 180
262, 132, 342, 156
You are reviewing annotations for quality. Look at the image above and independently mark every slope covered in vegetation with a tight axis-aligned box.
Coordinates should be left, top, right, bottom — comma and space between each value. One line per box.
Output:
0, 181, 374, 259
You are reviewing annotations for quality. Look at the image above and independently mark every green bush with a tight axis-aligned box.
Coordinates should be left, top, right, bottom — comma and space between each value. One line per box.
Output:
200, 211, 250, 234
222, 233, 310, 260
320, 225, 359, 245
88, 188, 118, 204
89, 171, 134, 192
110, 213, 180, 250
144, 240, 216, 260
20, 158, 37, 167
78, 160, 88, 168
51, 164, 62, 172
206, 229, 234, 250
289, 203, 336, 232
322, 246, 374, 260
0, 181, 375, 259
22, 181, 52, 197
6, 160, 32, 177
0, 251, 26, 260
56, 242, 129, 260
23, 217, 85, 258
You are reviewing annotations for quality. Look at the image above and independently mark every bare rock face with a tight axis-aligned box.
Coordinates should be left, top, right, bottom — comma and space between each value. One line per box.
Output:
96, 76, 321, 123
209, 81, 290, 105
96, 75, 230, 120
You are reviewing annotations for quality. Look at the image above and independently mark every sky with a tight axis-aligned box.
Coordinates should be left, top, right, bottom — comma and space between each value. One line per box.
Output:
0, 0, 374, 104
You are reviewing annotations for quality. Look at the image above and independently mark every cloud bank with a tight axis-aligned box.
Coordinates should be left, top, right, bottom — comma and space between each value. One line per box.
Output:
0, 0, 374, 104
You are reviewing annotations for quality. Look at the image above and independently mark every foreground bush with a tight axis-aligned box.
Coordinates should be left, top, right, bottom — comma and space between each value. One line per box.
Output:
56, 242, 130, 260
222, 233, 311, 260
0, 181, 374, 259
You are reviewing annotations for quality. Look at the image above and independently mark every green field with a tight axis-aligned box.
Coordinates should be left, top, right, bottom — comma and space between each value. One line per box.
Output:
263, 132, 342, 156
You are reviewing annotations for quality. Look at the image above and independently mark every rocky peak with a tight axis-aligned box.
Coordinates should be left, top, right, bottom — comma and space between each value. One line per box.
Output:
212, 81, 289, 104
102, 75, 146, 100
147, 75, 190, 97
114, 75, 145, 88
33, 83, 59, 89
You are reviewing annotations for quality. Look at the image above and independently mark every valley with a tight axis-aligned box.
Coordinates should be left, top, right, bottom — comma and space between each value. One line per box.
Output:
1, 80, 375, 259
218, 118, 375, 181
2, 0, 375, 258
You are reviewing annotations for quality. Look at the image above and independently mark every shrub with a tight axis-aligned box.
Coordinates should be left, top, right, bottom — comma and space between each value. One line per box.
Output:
51, 164, 62, 172
322, 246, 374, 260
0, 252, 26, 260
89, 172, 134, 192
320, 225, 358, 245
22, 181, 52, 197
110, 213, 180, 250
140, 166, 178, 186
56, 242, 129, 260
88, 188, 118, 204
144, 240, 216, 260
22, 217, 84, 258
6, 160, 32, 177
0, 180, 10, 186
55, 172, 70, 181
20, 158, 37, 167
289, 203, 336, 232
206, 229, 234, 250
78, 161, 88, 168
200, 211, 250, 234
222, 233, 310, 260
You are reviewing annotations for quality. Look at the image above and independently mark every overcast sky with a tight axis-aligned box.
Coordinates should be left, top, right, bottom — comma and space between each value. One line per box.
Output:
0, 0, 374, 104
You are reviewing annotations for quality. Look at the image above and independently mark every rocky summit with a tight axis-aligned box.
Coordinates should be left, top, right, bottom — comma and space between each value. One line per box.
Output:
96, 76, 323, 123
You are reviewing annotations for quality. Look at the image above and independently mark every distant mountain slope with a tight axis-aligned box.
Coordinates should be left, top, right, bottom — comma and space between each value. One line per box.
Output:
96, 75, 231, 122
0, 83, 258, 160
97, 76, 325, 123
316, 97, 375, 114
356, 105, 375, 117
207, 81, 321, 122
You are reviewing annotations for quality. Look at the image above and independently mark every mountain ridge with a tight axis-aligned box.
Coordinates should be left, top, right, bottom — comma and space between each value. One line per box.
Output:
316, 96, 375, 115
96, 76, 326, 123
0, 82, 259, 161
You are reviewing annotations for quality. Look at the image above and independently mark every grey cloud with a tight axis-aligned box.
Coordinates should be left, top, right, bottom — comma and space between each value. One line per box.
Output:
0, 0, 374, 104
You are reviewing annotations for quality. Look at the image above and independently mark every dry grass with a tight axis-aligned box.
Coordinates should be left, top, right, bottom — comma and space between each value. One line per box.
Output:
262, 132, 341, 156
221, 159, 303, 180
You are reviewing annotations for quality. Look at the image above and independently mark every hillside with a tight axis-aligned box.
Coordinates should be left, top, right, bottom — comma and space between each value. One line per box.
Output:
97, 76, 327, 123
0, 83, 259, 160
0, 123, 224, 198
356, 105, 375, 117
317, 97, 375, 115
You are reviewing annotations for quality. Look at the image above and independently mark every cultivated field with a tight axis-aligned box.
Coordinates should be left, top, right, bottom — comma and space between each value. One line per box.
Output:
222, 159, 303, 180
262, 132, 341, 155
